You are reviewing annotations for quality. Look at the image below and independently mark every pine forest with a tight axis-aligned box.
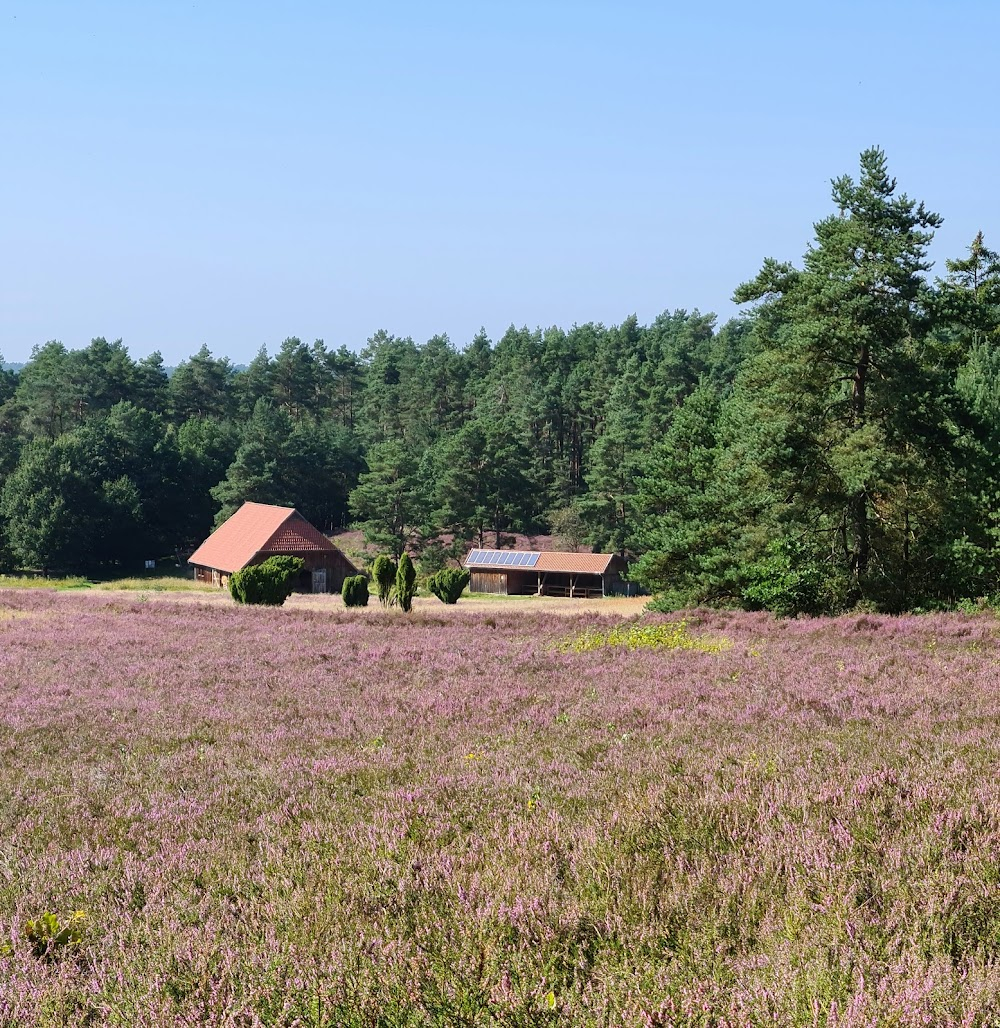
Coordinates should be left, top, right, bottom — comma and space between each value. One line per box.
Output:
3, 149, 1000, 615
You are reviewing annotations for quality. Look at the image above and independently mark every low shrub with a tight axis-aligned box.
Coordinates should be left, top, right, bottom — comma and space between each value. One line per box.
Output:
395, 554, 416, 613
230, 556, 304, 606
739, 538, 843, 617
371, 555, 397, 607
24, 910, 86, 962
342, 574, 370, 607
428, 567, 470, 604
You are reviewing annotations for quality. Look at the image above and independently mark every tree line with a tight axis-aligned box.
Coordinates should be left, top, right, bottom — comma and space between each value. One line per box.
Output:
0, 302, 743, 576
1, 148, 998, 613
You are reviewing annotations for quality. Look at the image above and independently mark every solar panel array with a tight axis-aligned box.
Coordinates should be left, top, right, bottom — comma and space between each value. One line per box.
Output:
466, 549, 540, 568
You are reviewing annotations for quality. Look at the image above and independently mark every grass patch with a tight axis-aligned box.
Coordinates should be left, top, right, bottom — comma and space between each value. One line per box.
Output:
0, 570, 213, 592
91, 576, 213, 592
0, 575, 91, 590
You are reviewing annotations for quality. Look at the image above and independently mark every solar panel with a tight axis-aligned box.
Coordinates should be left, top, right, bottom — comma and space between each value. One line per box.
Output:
466, 549, 542, 568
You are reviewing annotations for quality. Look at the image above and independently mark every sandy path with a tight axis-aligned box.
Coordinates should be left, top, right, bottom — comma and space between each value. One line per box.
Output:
81, 586, 651, 617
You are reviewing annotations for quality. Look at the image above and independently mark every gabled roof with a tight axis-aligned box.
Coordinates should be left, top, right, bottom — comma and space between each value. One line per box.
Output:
535, 552, 617, 574
464, 548, 618, 575
189, 502, 341, 574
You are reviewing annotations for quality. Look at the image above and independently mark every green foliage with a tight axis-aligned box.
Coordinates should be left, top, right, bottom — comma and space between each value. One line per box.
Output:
738, 538, 845, 617
427, 567, 470, 604
416, 539, 449, 579
580, 356, 645, 556
395, 553, 416, 613
559, 620, 730, 654
348, 440, 425, 558
210, 400, 361, 532
229, 556, 304, 606
0, 402, 186, 571
548, 504, 588, 552
211, 400, 294, 525
24, 910, 86, 961
707, 147, 992, 612
176, 415, 241, 544
428, 404, 541, 548
371, 555, 397, 607
168, 344, 234, 422
631, 381, 726, 604
341, 574, 370, 607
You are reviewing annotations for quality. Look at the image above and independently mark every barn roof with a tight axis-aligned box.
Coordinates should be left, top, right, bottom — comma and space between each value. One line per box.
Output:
464, 548, 618, 575
189, 502, 341, 574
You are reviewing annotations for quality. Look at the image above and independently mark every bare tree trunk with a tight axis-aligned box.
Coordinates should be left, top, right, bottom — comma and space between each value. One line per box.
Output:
850, 342, 870, 579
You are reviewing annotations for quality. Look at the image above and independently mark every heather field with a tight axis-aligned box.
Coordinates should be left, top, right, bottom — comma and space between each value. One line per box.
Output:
4, 594, 1000, 1026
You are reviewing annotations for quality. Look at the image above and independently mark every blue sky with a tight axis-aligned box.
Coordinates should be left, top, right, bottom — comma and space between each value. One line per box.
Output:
2, 1, 997, 364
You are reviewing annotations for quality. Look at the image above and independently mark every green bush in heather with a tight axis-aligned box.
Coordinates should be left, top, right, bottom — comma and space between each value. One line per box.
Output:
428, 567, 470, 604
342, 575, 370, 607
395, 553, 416, 613
371, 555, 397, 607
229, 556, 304, 606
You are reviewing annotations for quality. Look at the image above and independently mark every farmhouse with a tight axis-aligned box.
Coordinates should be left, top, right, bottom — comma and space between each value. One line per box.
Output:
464, 548, 627, 598
189, 501, 357, 594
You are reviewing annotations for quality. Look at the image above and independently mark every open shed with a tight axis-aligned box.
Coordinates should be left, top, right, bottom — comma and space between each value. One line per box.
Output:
189, 502, 358, 594
463, 549, 627, 598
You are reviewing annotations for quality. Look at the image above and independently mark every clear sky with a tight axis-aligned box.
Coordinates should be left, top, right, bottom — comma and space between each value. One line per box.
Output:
2, 1, 997, 364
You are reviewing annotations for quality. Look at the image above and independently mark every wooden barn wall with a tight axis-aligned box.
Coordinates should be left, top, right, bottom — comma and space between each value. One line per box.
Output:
249, 550, 356, 594
470, 571, 507, 595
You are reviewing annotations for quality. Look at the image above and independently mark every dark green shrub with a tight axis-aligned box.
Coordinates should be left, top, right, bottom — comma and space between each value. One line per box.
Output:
342, 574, 370, 607
229, 556, 304, 606
739, 539, 836, 617
395, 553, 416, 613
428, 567, 470, 604
371, 554, 397, 607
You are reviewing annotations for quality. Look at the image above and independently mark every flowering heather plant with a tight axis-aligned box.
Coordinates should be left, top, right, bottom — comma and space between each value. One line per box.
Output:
1, 591, 1000, 1024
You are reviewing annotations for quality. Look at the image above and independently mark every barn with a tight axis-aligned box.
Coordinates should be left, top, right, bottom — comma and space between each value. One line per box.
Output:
189, 502, 358, 594
464, 549, 628, 598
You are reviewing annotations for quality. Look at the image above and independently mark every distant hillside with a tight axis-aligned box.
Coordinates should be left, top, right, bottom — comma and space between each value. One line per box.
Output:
2, 363, 24, 373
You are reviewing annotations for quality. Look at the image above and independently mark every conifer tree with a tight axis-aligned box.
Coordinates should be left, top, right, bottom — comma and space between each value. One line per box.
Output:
726, 148, 978, 608
395, 553, 416, 612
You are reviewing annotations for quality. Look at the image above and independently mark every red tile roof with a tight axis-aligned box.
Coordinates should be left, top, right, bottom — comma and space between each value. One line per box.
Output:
534, 552, 617, 574
260, 517, 338, 555
188, 502, 344, 574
